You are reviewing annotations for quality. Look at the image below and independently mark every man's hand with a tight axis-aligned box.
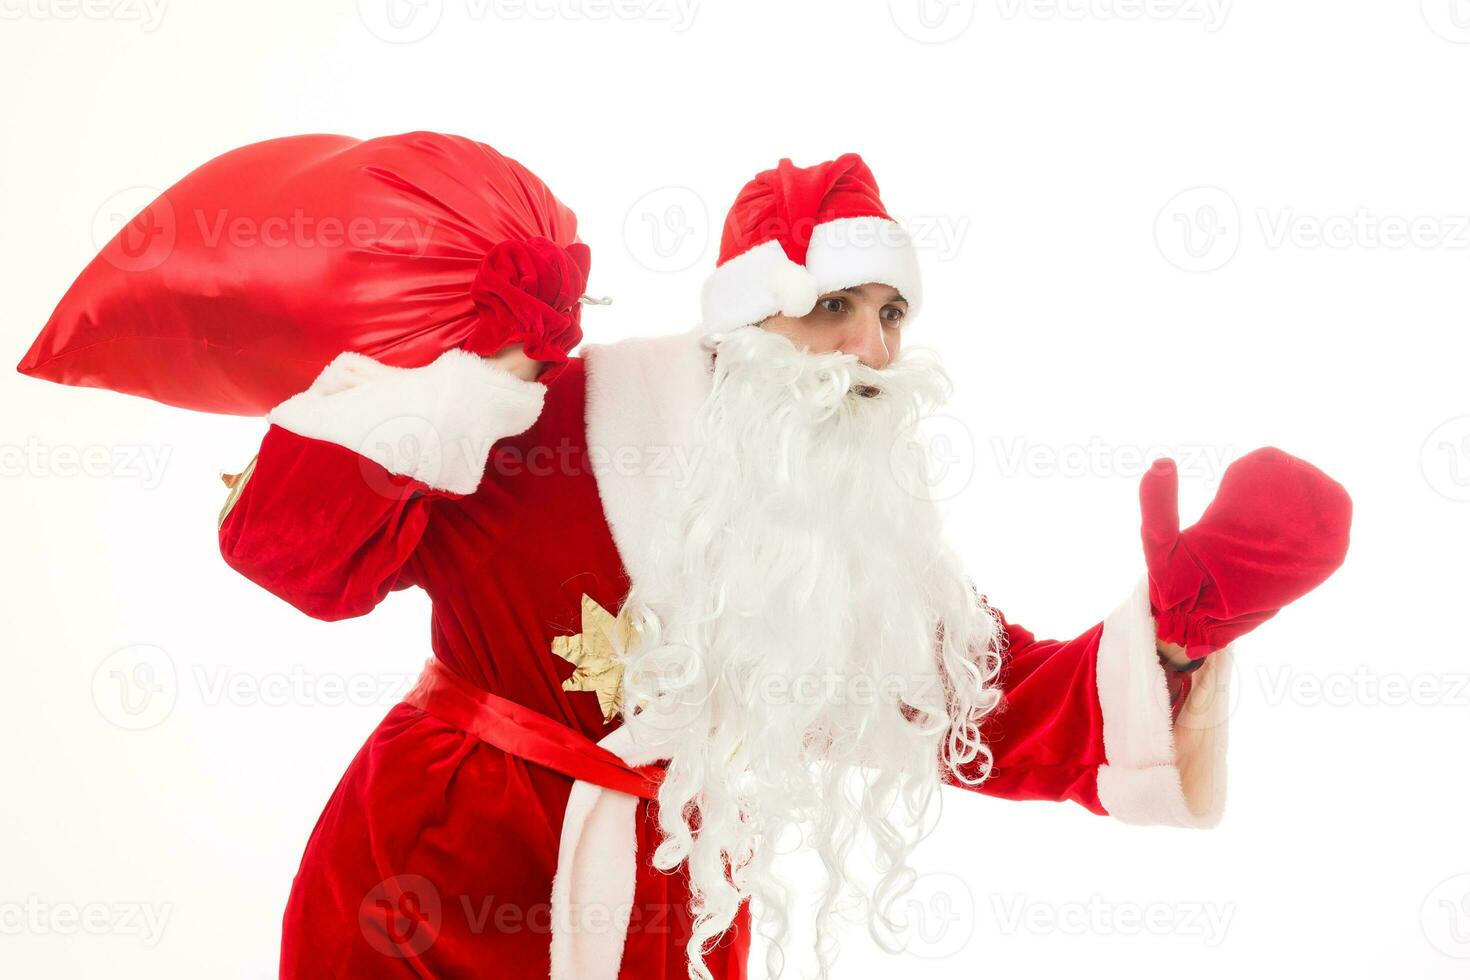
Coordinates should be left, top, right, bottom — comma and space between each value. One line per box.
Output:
482, 343, 544, 382
1156, 639, 1192, 670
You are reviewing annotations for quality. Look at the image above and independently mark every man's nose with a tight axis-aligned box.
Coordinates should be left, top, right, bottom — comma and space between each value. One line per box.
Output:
838, 314, 891, 370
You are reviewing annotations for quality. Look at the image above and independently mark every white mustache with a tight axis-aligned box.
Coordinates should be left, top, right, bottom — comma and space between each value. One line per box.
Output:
707, 325, 951, 416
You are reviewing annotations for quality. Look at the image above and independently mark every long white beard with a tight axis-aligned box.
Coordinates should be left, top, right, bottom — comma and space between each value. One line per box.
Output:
618, 326, 1001, 980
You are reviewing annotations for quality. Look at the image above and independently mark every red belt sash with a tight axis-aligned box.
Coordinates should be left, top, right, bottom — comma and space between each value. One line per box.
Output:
403, 658, 660, 801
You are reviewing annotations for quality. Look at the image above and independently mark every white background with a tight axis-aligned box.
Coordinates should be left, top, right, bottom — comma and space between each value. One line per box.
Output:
3, 1, 1468, 977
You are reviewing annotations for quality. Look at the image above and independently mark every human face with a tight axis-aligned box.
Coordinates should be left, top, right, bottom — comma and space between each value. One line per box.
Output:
759, 282, 909, 369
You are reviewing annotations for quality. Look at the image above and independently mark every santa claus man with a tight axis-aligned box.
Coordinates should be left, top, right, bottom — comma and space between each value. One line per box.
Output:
218, 153, 1352, 979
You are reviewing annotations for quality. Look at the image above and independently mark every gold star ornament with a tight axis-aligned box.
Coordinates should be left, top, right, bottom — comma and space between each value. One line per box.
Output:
551, 594, 631, 723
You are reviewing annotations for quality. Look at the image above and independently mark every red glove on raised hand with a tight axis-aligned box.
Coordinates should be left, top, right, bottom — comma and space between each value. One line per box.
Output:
464, 236, 591, 369
1140, 447, 1352, 662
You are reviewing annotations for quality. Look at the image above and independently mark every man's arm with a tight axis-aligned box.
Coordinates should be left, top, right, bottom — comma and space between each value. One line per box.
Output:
948, 590, 1232, 828
219, 345, 546, 620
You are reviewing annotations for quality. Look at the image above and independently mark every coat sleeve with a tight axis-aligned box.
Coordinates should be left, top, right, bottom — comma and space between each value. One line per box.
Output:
218, 348, 545, 621
950, 582, 1233, 829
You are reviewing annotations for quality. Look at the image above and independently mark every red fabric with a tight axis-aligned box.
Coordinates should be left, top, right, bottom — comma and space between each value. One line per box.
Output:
220, 359, 749, 978
18, 131, 581, 415
716, 153, 891, 266
218, 346, 1242, 973
1140, 447, 1353, 660
949, 607, 1209, 812
466, 237, 591, 366
404, 657, 660, 801
950, 613, 1109, 815
1164, 663, 1193, 721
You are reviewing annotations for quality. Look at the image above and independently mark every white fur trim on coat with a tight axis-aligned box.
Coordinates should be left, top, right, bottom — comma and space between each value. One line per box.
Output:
266, 348, 545, 497
548, 725, 670, 980
699, 216, 922, 333
548, 328, 712, 980
1094, 579, 1231, 828
581, 326, 714, 591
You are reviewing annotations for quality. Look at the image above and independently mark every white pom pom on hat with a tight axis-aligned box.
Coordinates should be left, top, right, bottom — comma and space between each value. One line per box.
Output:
766, 261, 820, 319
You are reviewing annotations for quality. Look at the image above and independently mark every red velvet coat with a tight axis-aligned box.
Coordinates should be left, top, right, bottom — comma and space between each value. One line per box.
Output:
218, 328, 1231, 979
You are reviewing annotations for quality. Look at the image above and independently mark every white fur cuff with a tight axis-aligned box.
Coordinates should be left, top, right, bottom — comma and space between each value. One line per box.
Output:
266, 348, 546, 496
1093, 579, 1231, 828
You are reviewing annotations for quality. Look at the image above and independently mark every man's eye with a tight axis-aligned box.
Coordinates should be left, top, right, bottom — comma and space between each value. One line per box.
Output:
820, 297, 846, 313
882, 306, 907, 323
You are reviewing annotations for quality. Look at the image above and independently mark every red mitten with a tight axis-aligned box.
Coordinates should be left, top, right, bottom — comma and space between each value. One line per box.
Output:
1140, 447, 1352, 661
464, 236, 591, 366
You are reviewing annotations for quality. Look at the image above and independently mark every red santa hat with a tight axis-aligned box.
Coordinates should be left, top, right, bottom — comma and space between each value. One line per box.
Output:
700, 153, 922, 333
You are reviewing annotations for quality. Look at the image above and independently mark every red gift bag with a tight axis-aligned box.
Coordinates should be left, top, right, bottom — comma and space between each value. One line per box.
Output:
17, 131, 582, 415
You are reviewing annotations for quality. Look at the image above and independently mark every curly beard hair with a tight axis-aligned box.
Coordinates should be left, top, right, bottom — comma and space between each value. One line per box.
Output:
616, 325, 1002, 979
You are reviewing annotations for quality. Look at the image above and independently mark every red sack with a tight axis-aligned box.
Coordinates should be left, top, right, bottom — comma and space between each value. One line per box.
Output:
17, 132, 582, 415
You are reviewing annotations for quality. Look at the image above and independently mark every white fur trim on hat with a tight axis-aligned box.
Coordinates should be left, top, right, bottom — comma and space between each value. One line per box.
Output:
700, 216, 922, 333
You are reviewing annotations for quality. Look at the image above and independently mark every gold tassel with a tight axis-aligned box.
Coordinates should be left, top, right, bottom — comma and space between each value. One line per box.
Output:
217, 454, 258, 530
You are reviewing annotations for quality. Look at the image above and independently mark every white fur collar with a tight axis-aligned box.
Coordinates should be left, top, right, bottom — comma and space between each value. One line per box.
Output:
549, 331, 711, 980
581, 326, 714, 593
